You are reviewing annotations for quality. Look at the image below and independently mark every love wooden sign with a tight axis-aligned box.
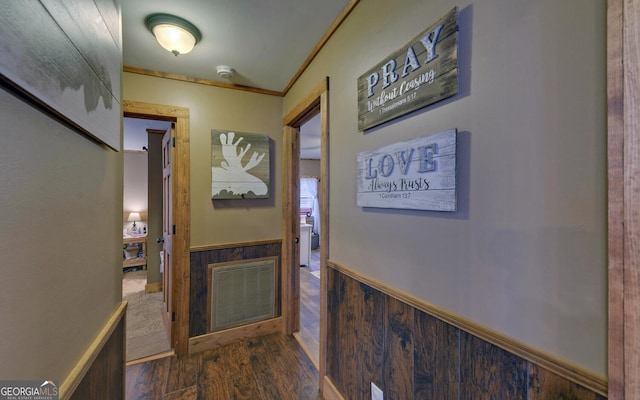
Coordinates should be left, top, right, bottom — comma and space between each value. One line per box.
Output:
357, 8, 458, 131
356, 129, 457, 211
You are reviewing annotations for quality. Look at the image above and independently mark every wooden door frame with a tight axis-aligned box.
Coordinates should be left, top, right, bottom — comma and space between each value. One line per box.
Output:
608, 0, 640, 398
124, 100, 191, 357
282, 77, 330, 391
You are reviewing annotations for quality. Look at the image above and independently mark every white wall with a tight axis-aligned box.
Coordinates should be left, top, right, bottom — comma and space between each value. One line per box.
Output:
123, 151, 148, 233
285, 0, 607, 374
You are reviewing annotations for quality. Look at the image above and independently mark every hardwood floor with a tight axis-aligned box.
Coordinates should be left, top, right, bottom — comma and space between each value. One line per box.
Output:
126, 332, 322, 399
308, 248, 320, 273
297, 247, 320, 365
298, 267, 320, 364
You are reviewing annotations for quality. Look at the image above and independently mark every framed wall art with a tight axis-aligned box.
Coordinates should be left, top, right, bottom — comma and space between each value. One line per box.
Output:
356, 128, 457, 211
357, 8, 458, 131
211, 130, 270, 199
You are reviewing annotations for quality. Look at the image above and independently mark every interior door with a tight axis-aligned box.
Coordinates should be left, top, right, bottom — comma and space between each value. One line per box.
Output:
161, 126, 174, 347
283, 125, 301, 333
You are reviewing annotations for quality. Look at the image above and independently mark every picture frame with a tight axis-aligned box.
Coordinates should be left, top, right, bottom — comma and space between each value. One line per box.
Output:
356, 128, 457, 211
211, 130, 270, 199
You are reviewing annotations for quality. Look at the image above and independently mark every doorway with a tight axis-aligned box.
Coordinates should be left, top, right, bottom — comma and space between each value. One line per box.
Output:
122, 118, 172, 362
282, 78, 330, 388
295, 114, 323, 366
123, 100, 191, 358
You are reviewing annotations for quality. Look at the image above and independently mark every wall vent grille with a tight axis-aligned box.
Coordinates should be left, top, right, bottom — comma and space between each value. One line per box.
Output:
209, 257, 275, 332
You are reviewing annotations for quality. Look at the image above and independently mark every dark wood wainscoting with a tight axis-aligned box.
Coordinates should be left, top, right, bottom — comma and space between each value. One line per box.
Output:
70, 317, 124, 400
189, 240, 282, 338
64, 303, 126, 400
326, 262, 607, 400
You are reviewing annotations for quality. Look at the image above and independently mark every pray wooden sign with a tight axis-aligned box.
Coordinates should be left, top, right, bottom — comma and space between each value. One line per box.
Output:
357, 8, 458, 131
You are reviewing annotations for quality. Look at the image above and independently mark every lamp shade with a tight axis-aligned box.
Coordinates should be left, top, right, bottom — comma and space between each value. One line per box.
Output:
145, 13, 202, 56
127, 212, 142, 222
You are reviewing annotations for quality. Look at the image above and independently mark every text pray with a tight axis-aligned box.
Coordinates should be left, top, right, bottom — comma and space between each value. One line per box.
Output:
366, 24, 444, 98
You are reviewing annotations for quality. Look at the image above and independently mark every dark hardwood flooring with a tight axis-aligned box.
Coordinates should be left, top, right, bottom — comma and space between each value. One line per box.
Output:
298, 248, 320, 364
126, 332, 323, 399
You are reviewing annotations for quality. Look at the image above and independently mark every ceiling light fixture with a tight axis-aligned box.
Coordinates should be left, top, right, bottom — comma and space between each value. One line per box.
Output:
145, 13, 202, 56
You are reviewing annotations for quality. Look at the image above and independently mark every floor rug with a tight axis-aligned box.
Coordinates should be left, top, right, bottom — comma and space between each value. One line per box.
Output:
122, 270, 171, 361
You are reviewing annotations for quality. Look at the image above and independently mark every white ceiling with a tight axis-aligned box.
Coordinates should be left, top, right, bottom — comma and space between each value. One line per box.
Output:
122, 0, 340, 158
300, 114, 321, 159
121, 0, 351, 93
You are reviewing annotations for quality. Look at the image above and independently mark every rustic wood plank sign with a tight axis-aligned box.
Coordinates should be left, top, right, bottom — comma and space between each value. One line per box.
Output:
357, 8, 458, 131
0, 0, 122, 150
356, 129, 457, 211
211, 130, 270, 199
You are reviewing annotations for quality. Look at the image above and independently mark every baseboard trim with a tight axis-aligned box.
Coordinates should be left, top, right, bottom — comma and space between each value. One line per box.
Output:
322, 376, 346, 400
145, 282, 162, 293
190, 238, 282, 253
293, 332, 319, 371
125, 350, 175, 367
59, 302, 127, 400
188, 316, 283, 354
327, 260, 608, 397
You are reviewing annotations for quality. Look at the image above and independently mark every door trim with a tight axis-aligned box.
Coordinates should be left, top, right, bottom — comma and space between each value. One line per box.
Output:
608, 0, 640, 397
282, 77, 330, 391
124, 100, 191, 357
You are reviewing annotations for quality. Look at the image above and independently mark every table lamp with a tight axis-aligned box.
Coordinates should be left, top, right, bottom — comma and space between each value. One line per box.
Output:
128, 212, 141, 233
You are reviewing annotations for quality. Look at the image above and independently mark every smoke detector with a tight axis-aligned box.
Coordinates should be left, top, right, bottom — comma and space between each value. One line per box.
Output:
216, 65, 234, 79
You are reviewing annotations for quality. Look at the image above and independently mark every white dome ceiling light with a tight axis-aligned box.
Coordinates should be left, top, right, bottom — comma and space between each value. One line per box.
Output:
145, 13, 202, 56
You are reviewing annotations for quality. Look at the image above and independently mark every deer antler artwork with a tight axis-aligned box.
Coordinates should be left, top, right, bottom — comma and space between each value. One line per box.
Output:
212, 131, 269, 198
